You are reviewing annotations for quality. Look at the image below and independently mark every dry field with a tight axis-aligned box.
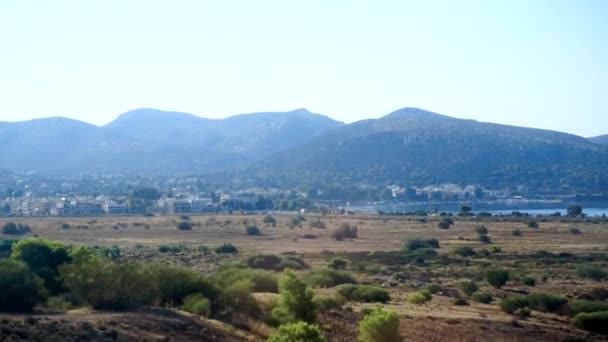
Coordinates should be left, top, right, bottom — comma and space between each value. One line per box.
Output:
1, 213, 607, 341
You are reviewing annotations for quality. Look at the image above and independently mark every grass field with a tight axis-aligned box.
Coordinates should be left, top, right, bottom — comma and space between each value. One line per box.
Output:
1, 213, 607, 341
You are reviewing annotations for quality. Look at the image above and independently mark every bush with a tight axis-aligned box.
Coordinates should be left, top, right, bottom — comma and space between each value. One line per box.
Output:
272, 271, 316, 324
332, 223, 358, 240
522, 276, 536, 286
313, 295, 345, 312
572, 311, 608, 334
0, 259, 47, 312
478, 235, 491, 244
59, 253, 156, 310
569, 227, 582, 234
452, 298, 469, 306
437, 221, 450, 229
303, 269, 356, 288
403, 238, 439, 251
425, 283, 442, 294
512, 229, 522, 236
327, 257, 348, 270
182, 293, 211, 317
576, 263, 607, 280
246, 225, 261, 236
267, 322, 327, 342
526, 293, 567, 313
475, 225, 488, 235
451, 246, 476, 257
337, 284, 390, 303
527, 221, 539, 229
263, 214, 277, 225
485, 269, 509, 288
246, 254, 308, 271
358, 307, 402, 342
179, 215, 190, 220
472, 292, 493, 304
177, 221, 192, 230
0, 239, 17, 257
211, 267, 279, 293
217, 278, 259, 319
148, 263, 218, 306
61, 223, 70, 229
215, 243, 238, 254
569, 300, 608, 315
457, 280, 479, 296
406, 290, 432, 305
499, 296, 529, 314
309, 219, 327, 229
10, 238, 71, 294
2, 222, 31, 235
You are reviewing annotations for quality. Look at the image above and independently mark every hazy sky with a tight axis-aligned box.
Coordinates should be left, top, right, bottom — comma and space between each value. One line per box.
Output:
1, 0, 607, 136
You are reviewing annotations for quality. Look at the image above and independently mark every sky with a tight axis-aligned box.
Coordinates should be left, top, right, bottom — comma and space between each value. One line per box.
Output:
1, 0, 607, 136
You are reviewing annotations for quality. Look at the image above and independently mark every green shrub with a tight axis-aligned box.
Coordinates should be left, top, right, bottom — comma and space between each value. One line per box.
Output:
211, 267, 278, 293
177, 221, 192, 230
452, 298, 469, 306
526, 293, 567, 313
488, 246, 502, 253
59, 253, 156, 310
267, 322, 327, 342
327, 257, 348, 270
485, 269, 509, 288
215, 243, 238, 254
2, 221, 31, 235
499, 296, 529, 314
478, 235, 492, 244
472, 292, 493, 304
246, 225, 261, 236
0, 259, 47, 312
148, 263, 218, 306
309, 219, 327, 229
451, 246, 476, 257
246, 254, 308, 271
217, 278, 259, 319
569, 227, 582, 235
406, 290, 432, 305
522, 276, 536, 286
10, 238, 71, 294
569, 300, 608, 315
403, 238, 439, 251
527, 221, 539, 229
425, 283, 442, 294
272, 271, 316, 324
358, 307, 402, 342
332, 223, 358, 240
182, 293, 211, 317
475, 225, 488, 235
437, 221, 450, 229
337, 284, 390, 303
457, 280, 479, 296
263, 215, 277, 225
573, 311, 608, 334
576, 264, 607, 281
512, 229, 522, 236
313, 295, 345, 312
303, 269, 356, 288
45, 296, 75, 311
0, 239, 17, 257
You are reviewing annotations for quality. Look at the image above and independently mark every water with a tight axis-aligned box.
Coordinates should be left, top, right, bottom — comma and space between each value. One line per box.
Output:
349, 202, 608, 217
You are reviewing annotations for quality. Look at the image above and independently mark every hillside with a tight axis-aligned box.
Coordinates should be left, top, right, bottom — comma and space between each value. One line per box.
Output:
250, 108, 608, 193
0, 108, 343, 175
589, 134, 608, 146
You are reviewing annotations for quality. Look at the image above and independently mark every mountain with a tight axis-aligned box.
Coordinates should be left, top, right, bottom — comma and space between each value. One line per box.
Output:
0, 108, 343, 175
589, 134, 608, 146
250, 108, 608, 193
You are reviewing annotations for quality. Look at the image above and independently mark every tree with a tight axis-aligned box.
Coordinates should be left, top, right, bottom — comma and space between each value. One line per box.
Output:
358, 307, 402, 342
0, 259, 47, 312
268, 322, 326, 342
272, 271, 316, 324
567, 205, 583, 217
11, 238, 71, 294
460, 205, 472, 215
485, 269, 509, 288
129, 187, 161, 214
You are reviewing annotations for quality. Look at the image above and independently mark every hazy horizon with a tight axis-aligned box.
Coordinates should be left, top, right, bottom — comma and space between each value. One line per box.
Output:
1, 0, 607, 136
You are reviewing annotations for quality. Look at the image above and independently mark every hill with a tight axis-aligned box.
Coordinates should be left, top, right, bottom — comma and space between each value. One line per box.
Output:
589, 134, 608, 146
248, 108, 608, 194
0, 108, 342, 175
